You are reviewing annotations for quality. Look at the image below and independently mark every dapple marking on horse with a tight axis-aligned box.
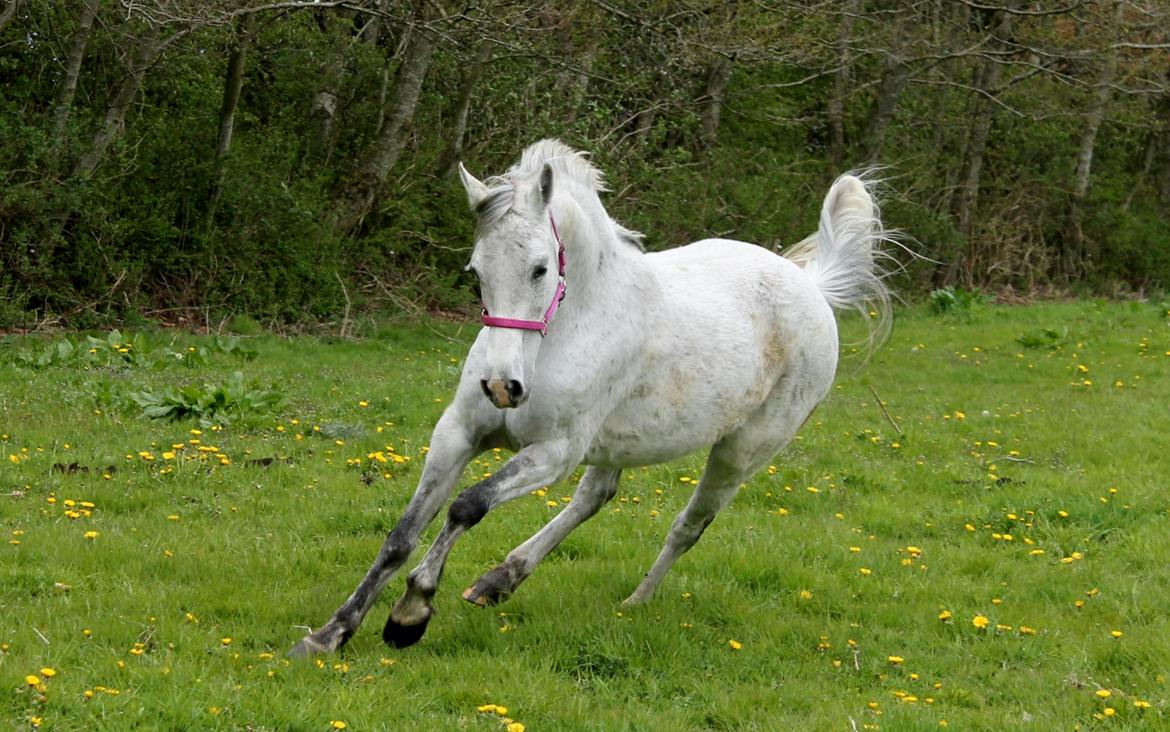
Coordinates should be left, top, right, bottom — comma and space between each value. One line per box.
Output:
289, 139, 895, 656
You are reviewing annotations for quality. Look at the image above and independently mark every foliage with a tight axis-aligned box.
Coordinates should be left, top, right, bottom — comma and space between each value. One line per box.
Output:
0, 2, 1168, 328
126, 371, 282, 426
5, 330, 256, 370
928, 287, 988, 316
1015, 327, 1068, 350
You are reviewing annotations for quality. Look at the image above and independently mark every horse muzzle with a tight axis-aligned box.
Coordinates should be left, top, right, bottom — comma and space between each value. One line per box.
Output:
481, 378, 527, 409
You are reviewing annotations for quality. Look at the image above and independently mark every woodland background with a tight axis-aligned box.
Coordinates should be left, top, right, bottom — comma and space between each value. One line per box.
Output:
1, 0, 1169, 329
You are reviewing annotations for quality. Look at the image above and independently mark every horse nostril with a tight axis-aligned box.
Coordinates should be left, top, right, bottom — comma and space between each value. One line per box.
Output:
506, 380, 524, 400
480, 379, 492, 399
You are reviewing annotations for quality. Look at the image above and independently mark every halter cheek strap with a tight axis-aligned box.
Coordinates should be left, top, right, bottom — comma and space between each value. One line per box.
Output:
481, 212, 567, 337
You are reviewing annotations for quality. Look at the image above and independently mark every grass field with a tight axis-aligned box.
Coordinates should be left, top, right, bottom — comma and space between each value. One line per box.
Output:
2, 301, 1169, 731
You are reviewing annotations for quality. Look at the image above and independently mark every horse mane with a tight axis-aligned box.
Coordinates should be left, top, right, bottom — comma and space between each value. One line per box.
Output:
476, 139, 645, 251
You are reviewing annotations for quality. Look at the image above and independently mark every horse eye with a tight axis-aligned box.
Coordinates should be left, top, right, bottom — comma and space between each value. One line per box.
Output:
531, 265, 548, 281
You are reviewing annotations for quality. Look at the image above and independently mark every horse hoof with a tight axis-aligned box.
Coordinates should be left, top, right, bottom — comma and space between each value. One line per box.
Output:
287, 637, 316, 659
288, 625, 351, 658
382, 613, 430, 649
462, 581, 507, 607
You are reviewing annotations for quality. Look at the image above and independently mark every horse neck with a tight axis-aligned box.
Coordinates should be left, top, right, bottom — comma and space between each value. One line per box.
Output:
555, 188, 643, 308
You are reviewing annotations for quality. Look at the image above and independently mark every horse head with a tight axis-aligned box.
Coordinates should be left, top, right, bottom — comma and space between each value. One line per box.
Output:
460, 161, 564, 409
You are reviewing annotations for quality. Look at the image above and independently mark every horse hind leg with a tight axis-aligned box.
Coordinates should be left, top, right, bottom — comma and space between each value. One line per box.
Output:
622, 449, 743, 606
463, 466, 621, 606
624, 373, 825, 606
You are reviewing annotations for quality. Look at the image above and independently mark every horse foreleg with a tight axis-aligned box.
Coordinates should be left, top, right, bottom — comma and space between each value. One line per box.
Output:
462, 466, 621, 606
288, 416, 478, 657
382, 441, 572, 648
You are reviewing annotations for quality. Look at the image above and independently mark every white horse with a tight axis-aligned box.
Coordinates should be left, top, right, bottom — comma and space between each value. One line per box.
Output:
290, 139, 894, 655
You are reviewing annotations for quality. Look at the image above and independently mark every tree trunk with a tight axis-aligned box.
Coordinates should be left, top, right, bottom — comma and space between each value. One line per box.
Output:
1064, 4, 1121, 280
633, 68, 669, 147
0, 0, 18, 34
333, 10, 435, 236
699, 55, 734, 149
435, 38, 492, 177
559, 54, 593, 127
1157, 69, 1170, 207
49, 0, 99, 170
207, 16, 252, 221
308, 13, 351, 165
827, 0, 859, 171
938, 12, 1011, 286
862, 52, 909, 164
72, 25, 164, 179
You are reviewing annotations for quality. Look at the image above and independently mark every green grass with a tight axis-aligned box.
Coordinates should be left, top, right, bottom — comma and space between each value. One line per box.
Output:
2, 301, 1169, 731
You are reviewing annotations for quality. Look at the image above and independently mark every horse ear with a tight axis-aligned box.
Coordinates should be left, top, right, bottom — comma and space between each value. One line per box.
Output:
515, 163, 554, 214
539, 163, 554, 208
458, 162, 489, 210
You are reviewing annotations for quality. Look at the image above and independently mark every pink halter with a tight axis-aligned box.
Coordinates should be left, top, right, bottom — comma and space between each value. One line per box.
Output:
481, 212, 567, 337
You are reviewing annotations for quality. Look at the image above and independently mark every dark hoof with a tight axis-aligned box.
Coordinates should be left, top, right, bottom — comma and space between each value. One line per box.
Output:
382, 613, 430, 649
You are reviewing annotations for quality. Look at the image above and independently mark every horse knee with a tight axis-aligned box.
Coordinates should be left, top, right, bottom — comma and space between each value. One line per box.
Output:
448, 487, 490, 528
670, 514, 716, 551
382, 524, 418, 565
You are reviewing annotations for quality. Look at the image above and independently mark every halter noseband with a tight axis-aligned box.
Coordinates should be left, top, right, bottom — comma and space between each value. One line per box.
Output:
480, 212, 567, 337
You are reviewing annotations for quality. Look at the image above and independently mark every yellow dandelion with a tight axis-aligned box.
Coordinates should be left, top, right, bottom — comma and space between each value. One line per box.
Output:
84, 530, 99, 540
938, 610, 952, 622
25, 675, 41, 686
972, 614, 990, 630
728, 639, 743, 650
330, 722, 348, 730
1096, 689, 1112, 699
887, 655, 904, 665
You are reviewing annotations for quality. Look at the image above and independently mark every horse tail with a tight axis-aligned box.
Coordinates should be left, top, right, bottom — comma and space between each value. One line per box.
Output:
784, 174, 896, 352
